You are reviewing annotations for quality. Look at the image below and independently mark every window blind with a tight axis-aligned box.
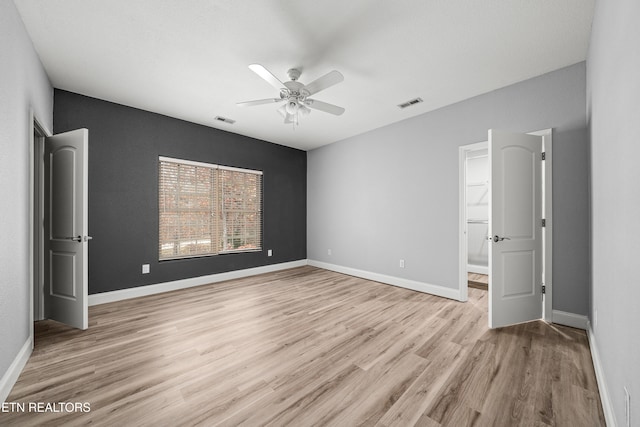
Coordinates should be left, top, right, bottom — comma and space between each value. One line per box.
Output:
219, 167, 262, 253
159, 157, 262, 260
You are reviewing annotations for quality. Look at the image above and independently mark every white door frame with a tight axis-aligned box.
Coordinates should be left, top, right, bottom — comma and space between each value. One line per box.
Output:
29, 111, 52, 346
458, 129, 553, 323
458, 140, 488, 303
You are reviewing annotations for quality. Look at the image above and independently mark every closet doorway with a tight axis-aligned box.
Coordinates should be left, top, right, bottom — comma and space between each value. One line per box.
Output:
458, 129, 553, 328
458, 141, 489, 300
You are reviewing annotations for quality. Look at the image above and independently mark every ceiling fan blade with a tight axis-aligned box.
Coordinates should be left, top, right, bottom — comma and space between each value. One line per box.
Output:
304, 70, 344, 96
237, 98, 284, 107
248, 64, 286, 90
305, 99, 345, 116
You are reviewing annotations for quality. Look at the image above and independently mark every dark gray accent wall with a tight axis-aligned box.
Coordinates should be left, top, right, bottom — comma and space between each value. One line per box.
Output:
587, 0, 640, 423
308, 62, 590, 315
54, 90, 306, 295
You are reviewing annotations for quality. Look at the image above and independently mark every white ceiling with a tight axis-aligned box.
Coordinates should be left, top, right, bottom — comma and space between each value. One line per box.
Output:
14, 0, 594, 151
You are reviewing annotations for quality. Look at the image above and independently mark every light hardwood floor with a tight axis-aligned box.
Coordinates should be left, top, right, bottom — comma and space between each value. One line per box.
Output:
2, 266, 604, 426
467, 273, 488, 290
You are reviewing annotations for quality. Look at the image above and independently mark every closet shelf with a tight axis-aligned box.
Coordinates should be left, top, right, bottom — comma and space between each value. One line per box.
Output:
467, 219, 488, 224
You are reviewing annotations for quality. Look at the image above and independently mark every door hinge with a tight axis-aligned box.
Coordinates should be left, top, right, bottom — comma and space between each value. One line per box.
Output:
542, 152, 546, 160
542, 285, 546, 294
542, 219, 546, 227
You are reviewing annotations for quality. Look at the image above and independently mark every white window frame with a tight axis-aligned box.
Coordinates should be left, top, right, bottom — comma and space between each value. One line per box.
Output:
158, 156, 263, 260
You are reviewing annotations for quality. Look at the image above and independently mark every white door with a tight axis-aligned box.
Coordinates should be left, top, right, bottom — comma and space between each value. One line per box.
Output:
44, 129, 89, 330
489, 129, 543, 329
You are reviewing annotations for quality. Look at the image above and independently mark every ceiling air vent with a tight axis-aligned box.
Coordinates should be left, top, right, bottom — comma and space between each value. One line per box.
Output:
214, 116, 235, 124
398, 97, 424, 109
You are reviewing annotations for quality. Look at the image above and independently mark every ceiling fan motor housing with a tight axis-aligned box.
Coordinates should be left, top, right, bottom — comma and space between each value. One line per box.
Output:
287, 68, 302, 81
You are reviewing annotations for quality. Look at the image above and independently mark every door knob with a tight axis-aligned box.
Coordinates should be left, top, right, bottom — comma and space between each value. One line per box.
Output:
65, 235, 92, 242
492, 235, 511, 242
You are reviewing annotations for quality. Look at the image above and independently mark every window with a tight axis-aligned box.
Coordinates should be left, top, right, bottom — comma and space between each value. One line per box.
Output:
219, 168, 262, 252
158, 157, 262, 260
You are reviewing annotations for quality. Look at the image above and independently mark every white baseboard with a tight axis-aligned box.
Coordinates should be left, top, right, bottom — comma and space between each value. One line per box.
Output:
587, 322, 617, 427
90, 258, 460, 306
467, 264, 488, 275
0, 338, 32, 403
552, 310, 589, 330
88, 260, 308, 306
308, 260, 461, 301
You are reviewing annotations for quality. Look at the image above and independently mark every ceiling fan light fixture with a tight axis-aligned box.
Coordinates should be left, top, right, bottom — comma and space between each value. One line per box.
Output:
299, 104, 311, 116
285, 99, 299, 115
284, 112, 298, 125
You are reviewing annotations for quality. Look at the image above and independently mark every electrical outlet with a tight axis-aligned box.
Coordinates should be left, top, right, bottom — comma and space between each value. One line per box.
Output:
328, 249, 332, 256
267, 249, 273, 257
142, 264, 150, 274
625, 387, 630, 427
399, 259, 405, 268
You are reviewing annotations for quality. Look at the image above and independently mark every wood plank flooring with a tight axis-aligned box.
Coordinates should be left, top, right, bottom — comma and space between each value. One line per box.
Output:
468, 273, 488, 290
1, 266, 605, 426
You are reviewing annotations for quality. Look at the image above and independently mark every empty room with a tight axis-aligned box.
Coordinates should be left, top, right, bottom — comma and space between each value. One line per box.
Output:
1, 0, 638, 425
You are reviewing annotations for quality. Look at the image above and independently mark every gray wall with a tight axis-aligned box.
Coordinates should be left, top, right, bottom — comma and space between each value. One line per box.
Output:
54, 90, 307, 295
308, 62, 589, 315
0, 0, 53, 388
588, 0, 640, 424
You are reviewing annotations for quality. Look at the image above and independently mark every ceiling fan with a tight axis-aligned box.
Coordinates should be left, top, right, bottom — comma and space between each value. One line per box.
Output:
237, 64, 345, 125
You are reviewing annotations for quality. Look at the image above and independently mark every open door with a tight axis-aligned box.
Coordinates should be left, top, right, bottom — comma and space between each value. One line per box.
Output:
44, 129, 90, 330
488, 129, 543, 329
